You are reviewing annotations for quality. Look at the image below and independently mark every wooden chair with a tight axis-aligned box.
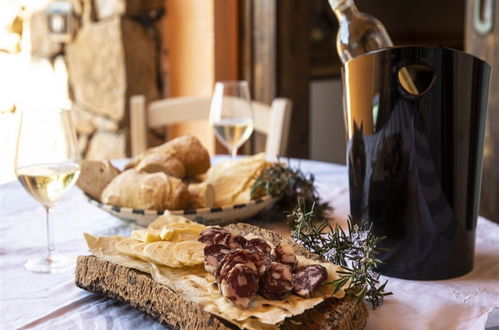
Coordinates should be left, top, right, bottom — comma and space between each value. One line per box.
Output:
130, 95, 292, 159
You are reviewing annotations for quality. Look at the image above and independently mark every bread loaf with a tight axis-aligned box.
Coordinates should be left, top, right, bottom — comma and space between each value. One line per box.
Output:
76, 160, 120, 202
101, 169, 189, 210
135, 153, 186, 178
187, 182, 215, 209
205, 153, 268, 206
126, 135, 210, 178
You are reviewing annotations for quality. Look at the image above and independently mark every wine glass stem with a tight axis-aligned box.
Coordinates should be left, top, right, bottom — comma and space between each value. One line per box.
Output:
44, 206, 55, 261
230, 146, 238, 159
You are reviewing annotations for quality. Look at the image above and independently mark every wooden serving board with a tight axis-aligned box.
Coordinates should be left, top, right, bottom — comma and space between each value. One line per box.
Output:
75, 223, 368, 329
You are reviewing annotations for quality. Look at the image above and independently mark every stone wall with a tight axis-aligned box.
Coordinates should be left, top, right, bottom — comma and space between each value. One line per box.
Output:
65, 0, 164, 159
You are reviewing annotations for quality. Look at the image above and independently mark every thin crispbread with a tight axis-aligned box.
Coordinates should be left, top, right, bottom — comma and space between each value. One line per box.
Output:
76, 223, 368, 329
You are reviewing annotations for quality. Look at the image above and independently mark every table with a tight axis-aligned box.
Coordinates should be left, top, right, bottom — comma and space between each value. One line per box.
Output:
1, 158, 498, 329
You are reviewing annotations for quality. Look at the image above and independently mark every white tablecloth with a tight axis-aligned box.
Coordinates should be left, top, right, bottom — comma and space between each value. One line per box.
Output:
1, 158, 498, 329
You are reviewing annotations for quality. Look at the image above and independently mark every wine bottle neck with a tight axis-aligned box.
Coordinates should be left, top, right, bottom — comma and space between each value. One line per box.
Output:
330, 0, 359, 22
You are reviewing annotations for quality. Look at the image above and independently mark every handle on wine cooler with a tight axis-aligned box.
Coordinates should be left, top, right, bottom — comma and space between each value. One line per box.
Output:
474, 0, 494, 35
395, 61, 436, 100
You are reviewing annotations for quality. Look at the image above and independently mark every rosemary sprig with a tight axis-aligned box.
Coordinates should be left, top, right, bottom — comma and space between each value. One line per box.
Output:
289, 199, 392, 309
250, 161, 332, 221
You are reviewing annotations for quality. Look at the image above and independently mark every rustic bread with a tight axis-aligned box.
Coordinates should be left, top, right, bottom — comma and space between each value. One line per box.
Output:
76, 160, 120, 201
126, 135, 211, 178
187, 182, 215, 209
135, 152, 186, 178
75, 223, 368, 329
101, 169, 189, 210
204, 153, 268, 206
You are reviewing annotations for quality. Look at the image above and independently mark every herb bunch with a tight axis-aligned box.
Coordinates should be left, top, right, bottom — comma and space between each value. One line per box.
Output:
250, 161, 332, 221
289, 200, 392, 309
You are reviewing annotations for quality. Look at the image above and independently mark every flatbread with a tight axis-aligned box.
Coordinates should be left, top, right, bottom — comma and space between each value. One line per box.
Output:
148, 211, 191, 229
115, 238, 147, 257
173, 241, 206, 266
143, 241, 184, 268
83, 231, 345, 329
205, 153, 269, 206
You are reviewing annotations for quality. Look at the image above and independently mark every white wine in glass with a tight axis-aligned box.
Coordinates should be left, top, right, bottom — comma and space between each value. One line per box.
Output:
210, 81, 254, 158
15, 109, 80, 273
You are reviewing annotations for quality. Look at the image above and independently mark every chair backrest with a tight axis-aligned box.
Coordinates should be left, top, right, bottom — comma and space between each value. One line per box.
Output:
130, 95, 292, 159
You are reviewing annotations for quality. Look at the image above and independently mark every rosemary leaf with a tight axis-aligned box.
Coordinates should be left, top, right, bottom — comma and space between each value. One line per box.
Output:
289, 200, 391, 309
251, 161, 333, 222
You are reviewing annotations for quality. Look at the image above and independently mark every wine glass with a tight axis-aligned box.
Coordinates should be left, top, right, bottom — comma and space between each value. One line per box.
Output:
15, 108, 80, 273
209, 81, 254, 159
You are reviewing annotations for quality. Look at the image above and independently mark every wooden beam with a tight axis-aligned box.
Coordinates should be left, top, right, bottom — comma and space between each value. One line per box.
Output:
276, 0, 310, 158
214, 0, 239, 154
214, 0, 239, 81
239, 0, 253, 88
252, 0, 277, 104
240, 0, 310, 158
465, 0, 499, 223
163, 0, 215, 152
163, 0, 239, 154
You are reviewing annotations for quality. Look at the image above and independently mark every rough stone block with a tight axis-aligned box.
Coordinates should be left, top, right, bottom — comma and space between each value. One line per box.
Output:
71, 104, 119, 135
85, 130, 126, 160
29, 8, 62, 58
66, 16, 159, 123
77, 133, 89, 156
93, 0, 164, 20
71, 105, 95, 135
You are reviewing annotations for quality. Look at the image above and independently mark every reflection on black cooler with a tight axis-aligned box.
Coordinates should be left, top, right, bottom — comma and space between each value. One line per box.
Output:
344, 47, 489, 280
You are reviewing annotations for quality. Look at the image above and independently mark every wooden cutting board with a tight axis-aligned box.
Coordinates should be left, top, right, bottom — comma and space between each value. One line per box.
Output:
75, 223, 368, 329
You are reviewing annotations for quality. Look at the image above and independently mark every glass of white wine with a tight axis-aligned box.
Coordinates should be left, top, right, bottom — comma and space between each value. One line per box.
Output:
15, 108, 80, 273
209, 81, 254, 159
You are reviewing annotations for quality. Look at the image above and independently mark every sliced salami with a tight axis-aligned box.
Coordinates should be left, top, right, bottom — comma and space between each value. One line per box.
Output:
259, 262, 293, 300
212, 231, 233, 246
209, 232, 246, 249
250, 253, 271, 277
292, 264, 328, 298
203, 244, 231, 274
220, 264, 258, 308
246, 238, 272, 256
216, 249, 257, 281
271, 243, 297, 271
198, 226, 229, 245
230, 235, 248, 249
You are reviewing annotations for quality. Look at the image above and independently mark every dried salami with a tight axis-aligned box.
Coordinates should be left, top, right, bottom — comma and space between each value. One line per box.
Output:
212, 231, 233, 246
271, 243, 297, 271
250, 253, 271, 277
259, 262, 293, 300
203, 244, 231, 274
216, 249, 257, 281
220, 264, 258, 308
292, 264, 328, 298
208, 232, 247, 249
246, 238, 272, 256
230, 235, 248, 249
198, 226, 228, 245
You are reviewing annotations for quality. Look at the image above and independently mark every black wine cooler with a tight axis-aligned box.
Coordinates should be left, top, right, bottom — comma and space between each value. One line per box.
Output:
343, 46, 491, 280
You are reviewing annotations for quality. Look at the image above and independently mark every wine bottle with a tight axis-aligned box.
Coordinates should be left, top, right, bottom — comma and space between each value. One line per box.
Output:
329, 0, 418, 94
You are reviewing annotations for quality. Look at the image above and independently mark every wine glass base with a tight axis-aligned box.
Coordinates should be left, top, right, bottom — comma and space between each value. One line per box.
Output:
24, 254, 75, 274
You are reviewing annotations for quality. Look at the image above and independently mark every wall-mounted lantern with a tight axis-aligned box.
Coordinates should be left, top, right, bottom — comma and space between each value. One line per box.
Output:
47, 0, 77, 43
